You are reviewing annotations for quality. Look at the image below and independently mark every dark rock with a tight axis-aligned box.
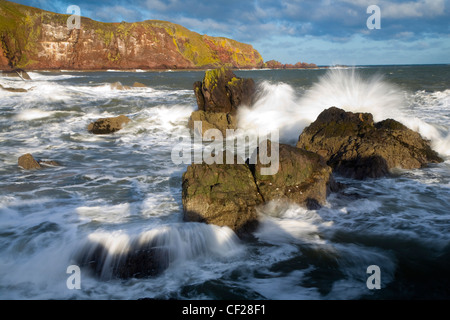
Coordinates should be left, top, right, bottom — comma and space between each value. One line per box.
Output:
194, 67, 255, 114
87, 115, 131, 134
297, 107, 443, 179
18, 153, 41, 170
182, 153, 263, 236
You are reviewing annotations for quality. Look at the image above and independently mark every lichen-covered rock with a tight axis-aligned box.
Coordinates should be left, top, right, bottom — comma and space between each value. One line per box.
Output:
194, 67, 256, 114
297, 107, 443, 179
182, 156, 263, 236
87, 115, 131, 134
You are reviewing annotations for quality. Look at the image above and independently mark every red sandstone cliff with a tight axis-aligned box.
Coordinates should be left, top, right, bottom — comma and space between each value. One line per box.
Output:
0, 0, 264, 70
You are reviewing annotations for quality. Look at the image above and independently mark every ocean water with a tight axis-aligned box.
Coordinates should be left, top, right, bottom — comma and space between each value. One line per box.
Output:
0, 65, 449, 300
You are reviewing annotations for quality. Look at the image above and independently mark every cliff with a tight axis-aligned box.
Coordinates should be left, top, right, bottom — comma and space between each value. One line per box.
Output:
0, 0, 264, 70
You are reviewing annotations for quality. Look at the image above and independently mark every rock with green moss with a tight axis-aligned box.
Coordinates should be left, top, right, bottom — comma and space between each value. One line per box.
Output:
194, 67, 256, 114
297, 107, 443, 179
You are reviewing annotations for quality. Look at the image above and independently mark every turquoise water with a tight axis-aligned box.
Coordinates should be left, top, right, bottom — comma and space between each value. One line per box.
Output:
0, 65, 449, 300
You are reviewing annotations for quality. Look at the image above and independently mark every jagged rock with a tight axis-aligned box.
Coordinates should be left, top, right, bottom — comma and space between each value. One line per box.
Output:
18, 153, 41, 170
87, 115, 131, 134
194, 67, 256, 114
187, 110, 237, 136
297, 107, 443, 179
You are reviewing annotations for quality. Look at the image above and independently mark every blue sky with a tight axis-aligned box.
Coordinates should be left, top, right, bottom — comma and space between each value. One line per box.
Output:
13, 0, 450, 65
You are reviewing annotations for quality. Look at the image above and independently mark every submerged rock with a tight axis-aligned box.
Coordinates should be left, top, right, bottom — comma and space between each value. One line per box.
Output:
87, 115, 131, 134
18, 153, 41, 170
297, 107, 443, 179
18, 153, 60, 170
0, 84, 28, 92
110, 82, 131, 90
132, 82, 146, 88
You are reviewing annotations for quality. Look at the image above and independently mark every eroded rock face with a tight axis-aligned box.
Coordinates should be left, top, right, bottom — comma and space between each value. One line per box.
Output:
297, 107, 443, 179
87, 115, 131, 134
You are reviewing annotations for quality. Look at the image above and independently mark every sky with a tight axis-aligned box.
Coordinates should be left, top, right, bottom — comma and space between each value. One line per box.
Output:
12, 0, 450, 65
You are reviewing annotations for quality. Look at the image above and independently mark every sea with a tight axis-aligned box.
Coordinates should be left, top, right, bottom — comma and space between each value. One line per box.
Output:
0, 65, 449, 300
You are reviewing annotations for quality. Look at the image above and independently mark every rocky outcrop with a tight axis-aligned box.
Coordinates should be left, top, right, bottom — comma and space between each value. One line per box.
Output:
87, 115, 131, 134
188, 67, 255, 135
297, 107, 443, 179
194, 67, 256, 114
0, 1, 263, 70
18, 153, 60, 170
182, 143, 336, 235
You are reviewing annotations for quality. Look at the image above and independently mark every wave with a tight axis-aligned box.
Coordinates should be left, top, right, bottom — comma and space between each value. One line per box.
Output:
73, 223, 242, 280
238, 68, 450, 157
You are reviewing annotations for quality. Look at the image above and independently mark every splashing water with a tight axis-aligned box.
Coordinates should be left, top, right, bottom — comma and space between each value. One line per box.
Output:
238, 68, 450, 156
